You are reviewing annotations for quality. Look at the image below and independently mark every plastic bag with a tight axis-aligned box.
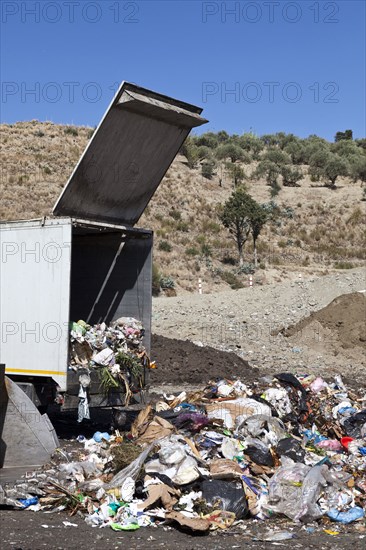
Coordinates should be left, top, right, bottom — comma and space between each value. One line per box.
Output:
244, 437, 274, 467
206, 398, 271, 430
59, 460, 102, 482
310, 377, 328, 393
159, 443, 186, 465
236, 414, 286, 446
327, 506, 365, 524
221, 436, 242, 460
316, 439, 342, 451
145, 439, 200, 485
276, 438, 305, 463
263, 388, 292, 417
342, 410, 366, 439
105, 443, 154, 490
200, 479, 249, 519
175, 412, 209, 432
267, 462, 340, 522
266, 460, 310, 521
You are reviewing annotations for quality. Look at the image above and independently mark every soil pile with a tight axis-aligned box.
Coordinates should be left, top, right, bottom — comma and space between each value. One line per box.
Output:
150, 334, 260, 385
281, 292, 366, 350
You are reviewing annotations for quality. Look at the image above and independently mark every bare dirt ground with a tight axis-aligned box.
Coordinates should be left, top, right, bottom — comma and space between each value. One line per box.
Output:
1, 268, 366, 549
1, 509, 366, 550
151, 267, 366, 387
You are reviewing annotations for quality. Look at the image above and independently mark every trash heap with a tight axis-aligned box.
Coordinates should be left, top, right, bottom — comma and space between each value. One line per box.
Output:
2, 373, 365, 534
68, 318, 150, 420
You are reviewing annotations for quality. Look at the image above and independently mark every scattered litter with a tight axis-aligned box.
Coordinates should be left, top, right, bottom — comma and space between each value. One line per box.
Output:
253, 529, 296, 541
2, 372, 365, 538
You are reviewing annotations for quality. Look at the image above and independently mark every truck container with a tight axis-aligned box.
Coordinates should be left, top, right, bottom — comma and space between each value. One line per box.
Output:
0, 81, 207, 412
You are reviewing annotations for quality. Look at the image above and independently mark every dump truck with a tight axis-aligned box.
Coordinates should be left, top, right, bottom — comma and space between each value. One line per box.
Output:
0, 82, 207, 474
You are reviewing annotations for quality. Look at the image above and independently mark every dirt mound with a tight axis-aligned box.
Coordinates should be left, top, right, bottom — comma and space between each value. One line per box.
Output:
282, 292, 366, 350
150, 334, 260, 385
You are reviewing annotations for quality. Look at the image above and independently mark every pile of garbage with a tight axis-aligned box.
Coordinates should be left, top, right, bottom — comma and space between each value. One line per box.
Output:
68, 318, 151, 419
2, 373, 365, 534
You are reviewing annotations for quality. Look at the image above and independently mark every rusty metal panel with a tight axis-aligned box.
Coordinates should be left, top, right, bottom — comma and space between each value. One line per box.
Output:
53, 82, 207, 226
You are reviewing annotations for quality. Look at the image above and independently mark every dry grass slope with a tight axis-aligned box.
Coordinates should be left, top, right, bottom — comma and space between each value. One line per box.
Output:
1, 121, 365, 293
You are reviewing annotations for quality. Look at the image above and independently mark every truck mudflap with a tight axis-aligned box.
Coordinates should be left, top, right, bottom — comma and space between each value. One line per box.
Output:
0, 365, 59, 470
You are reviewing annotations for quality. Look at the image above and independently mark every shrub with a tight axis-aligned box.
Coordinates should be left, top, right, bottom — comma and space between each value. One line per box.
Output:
220, 271, 243, 289
282, 206, 295, 219
222, 254, 236, 265
201, 220, 221, 233
169, 209, 181, 221
201, 243, 212, 257
158, 240, 172, 252
64, 126, 78, 136
347, 207, 364, 225
34, 130, 45, 137
237, 262, 255, 274
160, 275, 175, 289
43, 166, 52, 175
176, 221, 189, 232
185, 246, 199, 256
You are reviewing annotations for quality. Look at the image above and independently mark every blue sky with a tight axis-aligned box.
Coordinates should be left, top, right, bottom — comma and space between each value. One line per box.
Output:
1, 0, 365, 140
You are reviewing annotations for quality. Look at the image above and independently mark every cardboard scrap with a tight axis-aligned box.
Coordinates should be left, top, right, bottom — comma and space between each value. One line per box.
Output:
209, 459, 243, 479
137, 480, 180, 511
136, 416, 175, 445
164, 510, 210, 531
131, 404, 153, 439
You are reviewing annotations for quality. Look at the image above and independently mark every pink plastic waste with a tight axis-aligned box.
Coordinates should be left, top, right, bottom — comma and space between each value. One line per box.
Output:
310, 377, 327, 393
316, 439, 342, 451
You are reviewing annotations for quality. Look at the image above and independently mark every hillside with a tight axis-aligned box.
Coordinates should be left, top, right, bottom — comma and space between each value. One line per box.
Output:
1, 121, 365, 293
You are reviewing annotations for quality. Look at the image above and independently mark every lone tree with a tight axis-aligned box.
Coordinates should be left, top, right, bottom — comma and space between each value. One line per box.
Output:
247, 200, 268, 267
219, 187, 267, 266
